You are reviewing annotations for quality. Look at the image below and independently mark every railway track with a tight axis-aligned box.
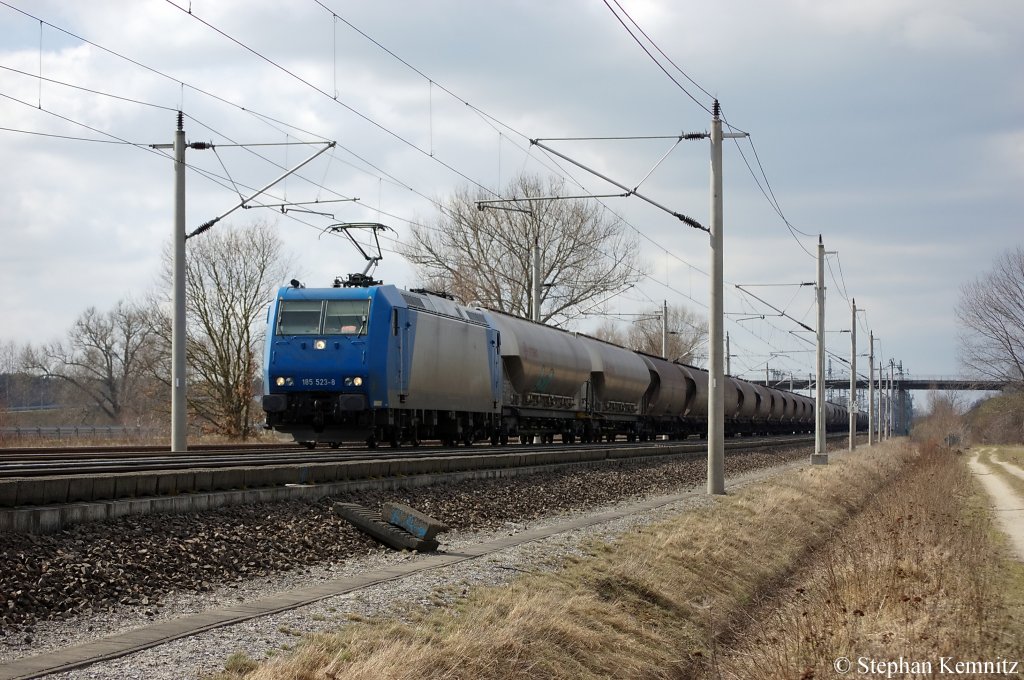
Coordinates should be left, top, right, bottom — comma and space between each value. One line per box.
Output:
0, 437, 859, 680
0, 434, 823, 478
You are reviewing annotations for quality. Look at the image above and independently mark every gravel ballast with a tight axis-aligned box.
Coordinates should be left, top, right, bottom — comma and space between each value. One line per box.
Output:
0, 445, 822, 676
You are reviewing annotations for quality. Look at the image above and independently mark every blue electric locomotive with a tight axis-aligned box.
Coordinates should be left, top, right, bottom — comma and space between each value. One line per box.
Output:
263, 283, 857, 447
262, 283, 501, 448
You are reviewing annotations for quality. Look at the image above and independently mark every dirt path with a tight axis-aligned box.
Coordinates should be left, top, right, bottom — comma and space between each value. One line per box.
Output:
992, 456, 1024, 482
968, 448, 1024, 561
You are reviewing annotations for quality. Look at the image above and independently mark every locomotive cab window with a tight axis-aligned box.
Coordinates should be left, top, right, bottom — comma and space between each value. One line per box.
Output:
324, 299, 370, 335
277, 300, 322, 335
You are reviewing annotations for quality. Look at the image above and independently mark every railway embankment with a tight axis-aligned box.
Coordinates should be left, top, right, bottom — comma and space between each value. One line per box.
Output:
212, 441, 1024, 680
0, 444, 808, 652
0, 436, 829, 534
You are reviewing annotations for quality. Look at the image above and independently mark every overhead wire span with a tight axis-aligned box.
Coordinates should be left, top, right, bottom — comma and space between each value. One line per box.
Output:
0, 65, 178, 111
0, 90, 173, 159
0, 125, 136, 144
162, 0, 499, 200
312, 0, 716, 280
600, 0, 712, 115
0, 0, 331, 144
593, 5, 820, 261
593, 0, 826, 286
6, 1, 821, 373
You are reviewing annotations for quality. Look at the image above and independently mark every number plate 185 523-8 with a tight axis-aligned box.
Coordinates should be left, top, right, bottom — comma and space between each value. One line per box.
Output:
300, 378, 336, 387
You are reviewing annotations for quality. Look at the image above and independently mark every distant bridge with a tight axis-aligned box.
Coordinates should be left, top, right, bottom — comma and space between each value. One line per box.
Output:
744, 375, 1009, 391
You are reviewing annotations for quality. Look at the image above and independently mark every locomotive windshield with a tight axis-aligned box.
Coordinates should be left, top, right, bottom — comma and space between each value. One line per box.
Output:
276, 299, 370, 336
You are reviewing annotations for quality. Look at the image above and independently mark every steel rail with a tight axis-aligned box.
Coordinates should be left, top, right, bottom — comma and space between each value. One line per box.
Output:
0, 434, 837, 479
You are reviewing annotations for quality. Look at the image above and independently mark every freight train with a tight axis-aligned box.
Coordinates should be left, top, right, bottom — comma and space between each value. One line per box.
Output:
261, 282, 859, 448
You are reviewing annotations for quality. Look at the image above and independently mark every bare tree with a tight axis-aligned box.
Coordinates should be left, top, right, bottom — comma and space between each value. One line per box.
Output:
401, 174, 642, 324
628, 304, 708, 365
591, 304, 707, 365
591, 319, 628, 347
966, 391, 1024, 444
155, 221, 291, 439
955, 246, 1024, 387
912, 390, 968, 447
21, 301, 160, 423
0, 340, 23, 439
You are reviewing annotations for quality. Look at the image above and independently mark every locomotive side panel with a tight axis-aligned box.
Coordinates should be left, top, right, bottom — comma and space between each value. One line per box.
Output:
403, 310, 499, 413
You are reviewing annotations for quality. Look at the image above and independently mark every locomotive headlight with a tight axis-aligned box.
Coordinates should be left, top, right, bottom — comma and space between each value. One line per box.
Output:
275, 376, 286, 387
353, 376, 363, 386
314, 339, 327, 350
275, 376, 294, 387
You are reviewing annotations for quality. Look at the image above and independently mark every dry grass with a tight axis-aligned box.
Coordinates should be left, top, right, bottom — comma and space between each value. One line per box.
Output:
209, 441, 1023, 679
714, 442, 1024, 679
991, 446, 1024, 469
215, 443, 914, 680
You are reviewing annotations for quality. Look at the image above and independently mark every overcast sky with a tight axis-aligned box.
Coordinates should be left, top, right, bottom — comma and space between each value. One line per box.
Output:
1, 0, 1021, 387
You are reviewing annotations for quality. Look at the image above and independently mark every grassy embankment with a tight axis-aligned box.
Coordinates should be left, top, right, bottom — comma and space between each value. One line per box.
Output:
214, 441, 1024, 679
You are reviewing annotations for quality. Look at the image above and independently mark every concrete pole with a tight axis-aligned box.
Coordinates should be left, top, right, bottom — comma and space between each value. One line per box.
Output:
883, 361, 889, 440
707, 100, 725, 495
883, 362, 889, 439
812, 236, 827, 464
725, 332, 731, 376
531, 238, 541, 323
888, 360, 894, 438
172, 112, 187, 452
897, 363, 904, 435
662, 299, 668, 359
883, 363, 889, 438
880, 360, 888, 440
849, 299, 856, 451
868, 331, 875, 446
766, 364, 770, 387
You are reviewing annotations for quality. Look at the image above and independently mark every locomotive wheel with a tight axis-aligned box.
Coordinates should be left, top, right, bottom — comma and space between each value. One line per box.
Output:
302, 441, 316, 450
499, 432, 509, 446
519, 435, 530, 445
390, 436, 400, 448
329, 441, 341, 449
366, 437, 379, 449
